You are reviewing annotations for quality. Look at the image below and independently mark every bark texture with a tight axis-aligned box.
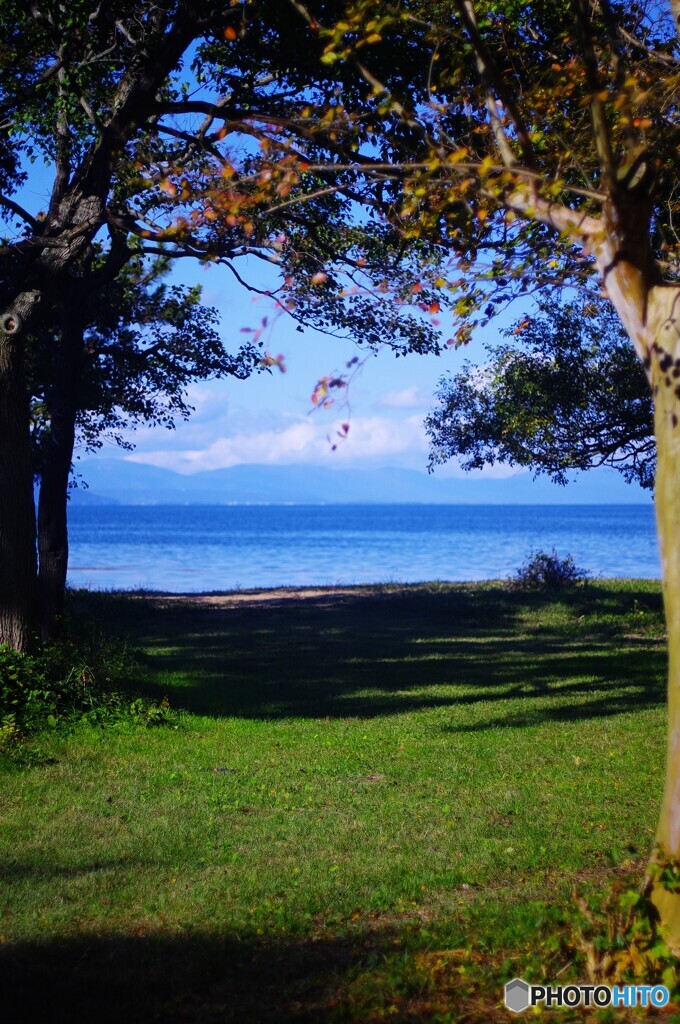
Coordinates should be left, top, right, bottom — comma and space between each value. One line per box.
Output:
37, 300, 82, 638
37, 409, 77, 639
645, 285, 680, 944
0, 315, 37, 652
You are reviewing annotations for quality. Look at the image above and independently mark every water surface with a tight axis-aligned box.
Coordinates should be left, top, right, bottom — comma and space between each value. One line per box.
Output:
66, 504, 659, 592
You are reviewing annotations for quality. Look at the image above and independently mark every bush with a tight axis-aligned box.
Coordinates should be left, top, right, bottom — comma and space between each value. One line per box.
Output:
509, 549, 590, 591
0, 618, 173, 745
0, 646, 55, 737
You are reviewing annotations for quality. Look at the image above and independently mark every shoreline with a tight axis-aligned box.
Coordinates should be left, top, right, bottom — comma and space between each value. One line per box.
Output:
73, 577, 663, 610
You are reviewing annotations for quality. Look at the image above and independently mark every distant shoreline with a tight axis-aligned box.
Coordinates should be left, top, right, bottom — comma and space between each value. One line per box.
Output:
69, 500, 655, 508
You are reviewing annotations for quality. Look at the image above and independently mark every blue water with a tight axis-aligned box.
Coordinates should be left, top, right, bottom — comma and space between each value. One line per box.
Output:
65, 504, 660, 592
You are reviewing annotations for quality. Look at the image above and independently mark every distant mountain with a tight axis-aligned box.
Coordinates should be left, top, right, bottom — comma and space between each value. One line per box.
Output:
67, 458, 652, 506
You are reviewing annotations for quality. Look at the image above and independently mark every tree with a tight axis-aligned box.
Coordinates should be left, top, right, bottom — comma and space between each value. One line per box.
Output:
276, 0, 680, 943
0, 0, 210, 651
28, 255, 264, 636
426, 299, 655, 489
0, 0, 448, 650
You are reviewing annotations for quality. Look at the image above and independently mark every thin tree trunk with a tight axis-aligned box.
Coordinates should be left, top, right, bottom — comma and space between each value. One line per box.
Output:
645, 285, 680, 945
37, 294, 83, 639
594, 254, 680, 946
0, 319, 37, 652
37, 404, 77, 640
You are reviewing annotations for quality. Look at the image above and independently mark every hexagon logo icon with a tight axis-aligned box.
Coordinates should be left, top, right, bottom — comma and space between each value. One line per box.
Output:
505, 977, 530, 1013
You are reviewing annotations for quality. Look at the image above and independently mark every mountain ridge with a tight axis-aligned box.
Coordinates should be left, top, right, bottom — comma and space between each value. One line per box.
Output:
67, 458, 651, 506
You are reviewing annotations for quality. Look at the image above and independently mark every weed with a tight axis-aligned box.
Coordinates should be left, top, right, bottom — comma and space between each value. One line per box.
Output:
571, 855, 680, 996
509, 549, 590, 591
0, 616, 173, 742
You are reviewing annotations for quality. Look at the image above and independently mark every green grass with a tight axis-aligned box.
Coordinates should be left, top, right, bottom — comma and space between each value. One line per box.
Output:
0, 580, 672, 1022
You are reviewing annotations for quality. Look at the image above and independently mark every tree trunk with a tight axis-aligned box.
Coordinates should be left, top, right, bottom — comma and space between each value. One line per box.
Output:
595, 258, 680, 947
0, 321, 37, 652
37, 403, 77, 640
37, 294, 84, 640
645, 285, 680, 946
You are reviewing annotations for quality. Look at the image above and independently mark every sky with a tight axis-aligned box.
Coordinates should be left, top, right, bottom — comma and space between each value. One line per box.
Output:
10, 161, 487, 477
111, 257, 650, 504
118, 254, 511, 478
7, 146, 650, 502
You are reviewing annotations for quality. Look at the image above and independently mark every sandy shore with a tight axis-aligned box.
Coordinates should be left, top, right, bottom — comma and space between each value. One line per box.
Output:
138, 582, 416, 610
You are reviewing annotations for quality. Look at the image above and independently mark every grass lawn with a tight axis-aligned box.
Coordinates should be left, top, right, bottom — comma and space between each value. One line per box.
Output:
0, 580, 673, 1022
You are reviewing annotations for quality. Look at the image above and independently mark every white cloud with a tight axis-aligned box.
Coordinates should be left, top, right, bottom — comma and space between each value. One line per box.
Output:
379, 385, 430, 410
125, 414, 429, 473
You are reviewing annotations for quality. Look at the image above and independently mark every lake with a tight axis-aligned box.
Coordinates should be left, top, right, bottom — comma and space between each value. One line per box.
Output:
65, 504, 660, 592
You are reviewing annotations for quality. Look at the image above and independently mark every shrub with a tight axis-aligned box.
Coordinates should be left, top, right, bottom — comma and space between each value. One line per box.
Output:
0, 646, 56, 737
0, 617, 173, 743
509, 549, 590, 591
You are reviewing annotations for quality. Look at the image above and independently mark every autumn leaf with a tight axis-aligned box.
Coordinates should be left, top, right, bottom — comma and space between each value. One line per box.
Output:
512, 316, 532, 334
261, 352, 286, 373
311, 377, 329, 405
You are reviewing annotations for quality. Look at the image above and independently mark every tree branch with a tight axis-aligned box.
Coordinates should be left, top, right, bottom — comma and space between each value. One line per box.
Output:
455, 0, 537, 170
0, 195, 39, 230
0, 59, 62, 114
575, 0, 616, 194
617, 24, 679, 67
502, 188, 600, 241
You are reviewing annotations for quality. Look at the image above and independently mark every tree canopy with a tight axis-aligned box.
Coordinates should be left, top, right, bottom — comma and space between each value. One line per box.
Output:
426, 300, 655, 489
28, 256, 262, 465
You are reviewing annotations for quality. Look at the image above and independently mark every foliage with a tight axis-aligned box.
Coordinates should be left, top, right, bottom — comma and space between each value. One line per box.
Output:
0, 644, 55, 737
509, 549, 590, 591
28, 255, 264, 466
254, 0, 676, 375
2, 2, 680, 453
0, 0, 451, 356
427, 300, 655, 489
571, 863, 680, 994
0, 619, 172, 744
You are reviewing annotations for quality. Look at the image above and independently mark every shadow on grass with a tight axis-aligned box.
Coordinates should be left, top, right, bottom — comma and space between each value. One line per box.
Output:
0, 858, 153, 883
0, 926, 470, 1024
70, 585, 667, 726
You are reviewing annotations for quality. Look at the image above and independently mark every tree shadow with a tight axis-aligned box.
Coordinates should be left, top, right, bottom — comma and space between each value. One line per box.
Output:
0, 857, 153, 883
0, 925, 461, 1024
72, 585, 667, 727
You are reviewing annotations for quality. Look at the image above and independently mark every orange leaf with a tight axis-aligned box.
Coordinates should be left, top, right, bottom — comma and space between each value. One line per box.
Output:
311, 378, 329, 404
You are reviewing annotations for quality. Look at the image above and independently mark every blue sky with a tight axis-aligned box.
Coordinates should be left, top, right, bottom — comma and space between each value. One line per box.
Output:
119, 254, 507, 477
114, 257, 650, 504
6, 157, 651, 502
